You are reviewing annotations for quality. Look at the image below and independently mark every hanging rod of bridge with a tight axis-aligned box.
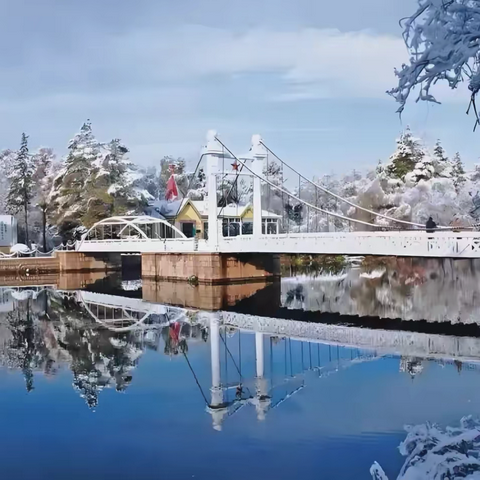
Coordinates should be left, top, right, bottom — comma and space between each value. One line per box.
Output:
259, 141, 451, 230
214, 135, 421, 230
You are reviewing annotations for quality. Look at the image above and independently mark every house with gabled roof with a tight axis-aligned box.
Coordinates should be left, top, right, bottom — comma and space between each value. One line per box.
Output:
145, 199, 281, 238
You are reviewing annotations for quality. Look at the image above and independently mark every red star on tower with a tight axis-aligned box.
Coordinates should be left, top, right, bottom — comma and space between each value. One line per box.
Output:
231, 161, 239, 172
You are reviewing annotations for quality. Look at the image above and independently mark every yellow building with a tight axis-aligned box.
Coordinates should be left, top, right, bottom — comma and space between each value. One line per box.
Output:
164, 199, 281, 238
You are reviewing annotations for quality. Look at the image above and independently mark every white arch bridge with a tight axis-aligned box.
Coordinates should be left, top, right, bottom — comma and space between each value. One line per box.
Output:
76, 132, 480, 259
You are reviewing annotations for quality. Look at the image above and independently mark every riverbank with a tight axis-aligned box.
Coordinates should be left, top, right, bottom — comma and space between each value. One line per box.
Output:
0, 251, 121, 277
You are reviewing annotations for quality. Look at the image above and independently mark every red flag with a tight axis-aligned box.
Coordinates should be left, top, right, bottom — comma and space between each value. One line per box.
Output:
165, 174, 178, 201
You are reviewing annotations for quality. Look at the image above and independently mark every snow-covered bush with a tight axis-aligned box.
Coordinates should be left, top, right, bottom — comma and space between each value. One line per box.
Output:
371, 416, 480, 479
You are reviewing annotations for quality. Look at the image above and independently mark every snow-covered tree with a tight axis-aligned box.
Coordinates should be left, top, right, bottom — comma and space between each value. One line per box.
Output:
217, 176, 243, 206
382, 127, 425, 181
50, 120, 100, 229
430, 140, 455, 178
83, 138, 151, 226
0, 150, 16, 214
6, 134, 35, 245
433, 140, 447, 163
340, 170, 363, 198
452, 152, 466, 189
31, 148, 57, 251
390, 0, 480, 128
136, 166, 160, 199
262, 159, 284, 213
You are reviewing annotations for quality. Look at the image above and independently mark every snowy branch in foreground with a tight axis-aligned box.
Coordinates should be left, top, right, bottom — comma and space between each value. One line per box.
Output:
390, 0, 480, 127
371, 416, 480, 479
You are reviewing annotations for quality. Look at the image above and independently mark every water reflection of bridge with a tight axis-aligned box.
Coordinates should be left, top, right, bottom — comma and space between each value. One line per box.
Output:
62, 290, 480, 430
4, 287, 480, 429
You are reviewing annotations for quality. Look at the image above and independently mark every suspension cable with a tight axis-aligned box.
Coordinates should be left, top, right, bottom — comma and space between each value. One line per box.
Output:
260, 141, 448, 229
182, 349, 209, 405
219, 331, 253, 398
213, 136, 401, 230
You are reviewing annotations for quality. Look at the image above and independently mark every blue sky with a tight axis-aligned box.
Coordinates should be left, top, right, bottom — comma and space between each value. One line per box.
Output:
0, 0, 477, 174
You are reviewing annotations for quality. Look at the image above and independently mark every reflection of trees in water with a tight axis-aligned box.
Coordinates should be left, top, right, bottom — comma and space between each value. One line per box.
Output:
0, 289, 206, 408
3, 291, 52, 392
399, 356, 424, 379
282, 255, 347, 277
285, 285, 305, 309
282, 257, 480, 323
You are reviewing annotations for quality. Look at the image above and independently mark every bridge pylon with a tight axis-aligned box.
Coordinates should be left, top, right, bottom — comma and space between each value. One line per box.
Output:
250, 135, 267, 239
204, 130, 231, 251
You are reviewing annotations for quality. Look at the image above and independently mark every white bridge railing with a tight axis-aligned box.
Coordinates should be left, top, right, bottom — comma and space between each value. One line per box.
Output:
75, 133, 480, 259
77, 230, 480, 258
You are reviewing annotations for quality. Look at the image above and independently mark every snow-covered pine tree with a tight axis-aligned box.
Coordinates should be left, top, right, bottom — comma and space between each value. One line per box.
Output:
385, 127, 424, 180
430, 139, 456, 178
262, 159, 284, 213
88, 138, 146, 221
0, 149, 16, 214
6, 133, 35, 245
186, 166, 207, 200
217, 177, 240, 206
452, 152, 466, 190
136, 166, 160, 200
433, 140, 448, 163
50, 120, 100, 229
31, 148, 57, 251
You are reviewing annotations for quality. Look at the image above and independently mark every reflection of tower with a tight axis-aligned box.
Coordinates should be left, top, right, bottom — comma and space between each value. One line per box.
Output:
400, 356, 424, 378
251, 332, 271, 421
207, 318, 228, 431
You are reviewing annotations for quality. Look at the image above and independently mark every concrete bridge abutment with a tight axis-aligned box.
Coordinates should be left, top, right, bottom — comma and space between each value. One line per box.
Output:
56, 251, 121, 273
141, 252, 280, 285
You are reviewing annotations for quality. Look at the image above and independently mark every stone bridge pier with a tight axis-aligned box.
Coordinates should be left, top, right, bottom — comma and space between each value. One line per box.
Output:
141, 252, 280, 285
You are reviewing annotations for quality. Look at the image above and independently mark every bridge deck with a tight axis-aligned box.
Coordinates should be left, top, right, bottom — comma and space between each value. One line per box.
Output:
78, 230, 480, 258
77, 291, 480, 363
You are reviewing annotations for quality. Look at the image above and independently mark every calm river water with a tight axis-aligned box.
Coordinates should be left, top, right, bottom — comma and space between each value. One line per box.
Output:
2, 257, 480, 479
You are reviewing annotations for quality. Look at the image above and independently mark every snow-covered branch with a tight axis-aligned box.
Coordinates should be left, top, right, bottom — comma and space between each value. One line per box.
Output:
371, 416, 480, 479
390, 0, 480, 126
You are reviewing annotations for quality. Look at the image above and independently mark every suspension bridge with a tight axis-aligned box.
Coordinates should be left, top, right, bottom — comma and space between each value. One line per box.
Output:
55, 290, 480, 430
7, 285, 480, 428
75, 131, 480, 260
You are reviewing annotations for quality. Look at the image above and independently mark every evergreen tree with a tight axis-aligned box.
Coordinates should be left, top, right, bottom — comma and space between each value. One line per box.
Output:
452, 152, 466, 189
102, 139, 131, 186
92, 138, 143, 219
262, 159, 284, 213
433, 140, 448, 163
32, 148, 56, 251
185, 167, 207, 200
50, 120, 100, 229
0, 149, 16, 214
452, 152, 465, 176
386, 127, 424, 180
137, 166, 159, 199
6, 134, 34, 245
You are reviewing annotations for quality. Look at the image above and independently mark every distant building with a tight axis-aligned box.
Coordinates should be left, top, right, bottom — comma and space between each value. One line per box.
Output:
146, 199, 281, 238
0, 215, 17, 253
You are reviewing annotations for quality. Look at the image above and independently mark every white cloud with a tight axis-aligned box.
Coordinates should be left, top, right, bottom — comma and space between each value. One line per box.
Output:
113, 26, 409, 100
